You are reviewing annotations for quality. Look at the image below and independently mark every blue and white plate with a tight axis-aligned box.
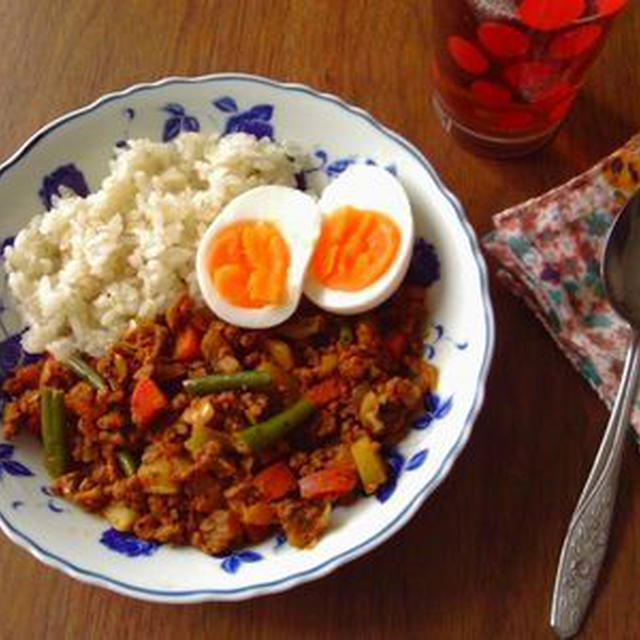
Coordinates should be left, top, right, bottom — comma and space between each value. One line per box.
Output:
0, 73, 494, 602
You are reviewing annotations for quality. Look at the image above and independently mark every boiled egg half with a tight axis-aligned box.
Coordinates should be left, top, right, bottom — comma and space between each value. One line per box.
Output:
304, 164, 414, 314
196, 185, 321, 329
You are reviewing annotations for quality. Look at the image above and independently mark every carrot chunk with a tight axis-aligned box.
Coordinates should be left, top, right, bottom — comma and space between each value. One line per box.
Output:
174, 326, 201, 362
131, 377, 168, 427
306, 377, 343, 407
299, 467, 358, 500
254, 462, 298, 501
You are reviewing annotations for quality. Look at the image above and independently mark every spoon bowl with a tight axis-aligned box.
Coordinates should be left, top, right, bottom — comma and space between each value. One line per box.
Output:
603, 190, 640, 326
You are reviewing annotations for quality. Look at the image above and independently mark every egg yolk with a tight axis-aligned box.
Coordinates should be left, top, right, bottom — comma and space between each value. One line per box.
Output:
311, 206, 401, 291
208, 220, 290, 308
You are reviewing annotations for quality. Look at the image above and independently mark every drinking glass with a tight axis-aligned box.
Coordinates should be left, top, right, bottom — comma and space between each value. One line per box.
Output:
432, 0, 629, 157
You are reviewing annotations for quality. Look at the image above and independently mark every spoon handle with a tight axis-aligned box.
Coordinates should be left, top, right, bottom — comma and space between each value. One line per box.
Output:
550, 331, 640, 638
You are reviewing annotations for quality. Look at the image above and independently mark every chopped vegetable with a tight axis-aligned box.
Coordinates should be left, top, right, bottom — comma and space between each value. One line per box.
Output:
138, 458, 177, 494
185, 422, 216, 455
182, 397, 214, 426
183, 370, 272, 395
240, 502, 275, 526
385, 331, 408, 360
40, 387, 68, 478
254, 462, 298, 501
318, 353, 338, 376
137, 457, 190, 494
350, 436, 388, 494
216, 355, 241, 374
306, 377, 342, 407
299, 466, 358, 500
258, 361, 299, 400
277, 499, 331, 548
265, 339, 294, 370
359, 390, 384, 434
278, 315, 323, 340
339, 323, 353, 345
238, 397, 316, 451
61, 354, 107, 392
103, 502, 138, 531
116, 450, 138, 477
131, 377, 168, 427
174, 326, 201, 362
200, 322, 227, 361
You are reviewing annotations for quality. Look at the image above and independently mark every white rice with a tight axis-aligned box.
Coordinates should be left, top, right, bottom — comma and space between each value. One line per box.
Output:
4, 132, 301, 357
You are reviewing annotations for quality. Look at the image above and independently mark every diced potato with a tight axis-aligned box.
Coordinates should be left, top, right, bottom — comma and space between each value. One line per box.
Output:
266, 340, 294, 371
359, 391, 384, 434
185, 422, 216, 456
350, 436, 388, 494
182, 397, 214, 426
103, 502, 138, 532
279, 500, 331, 549
138, 458, 181, 494
216, 355, 241, 374
241, 502, 275, 526
318, 353, 338, 376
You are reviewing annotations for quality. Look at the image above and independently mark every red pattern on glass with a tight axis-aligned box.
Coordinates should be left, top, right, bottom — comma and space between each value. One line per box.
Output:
519, 0, 586, 32
597, 0, 628, 17
533, 82, 576, 107
433, 0, 626, 153
550, 25, 603, 59
504, 61, 559, 101
497, 111, 536, 131
447, 35, 490, 75
478, 22, 531, 58
471, 80, 512, 107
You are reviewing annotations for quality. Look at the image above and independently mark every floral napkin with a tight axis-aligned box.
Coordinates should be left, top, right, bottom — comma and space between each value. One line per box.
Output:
482, 134, 640, 432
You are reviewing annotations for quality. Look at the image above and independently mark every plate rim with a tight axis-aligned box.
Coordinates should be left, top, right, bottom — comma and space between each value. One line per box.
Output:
0, 72, 495, 602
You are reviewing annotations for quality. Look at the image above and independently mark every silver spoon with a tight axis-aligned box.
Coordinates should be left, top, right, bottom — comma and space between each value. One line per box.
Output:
551, 190, 640, 638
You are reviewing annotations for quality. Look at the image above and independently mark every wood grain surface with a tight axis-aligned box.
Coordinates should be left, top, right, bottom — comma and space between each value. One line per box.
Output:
2, 1, 640, 638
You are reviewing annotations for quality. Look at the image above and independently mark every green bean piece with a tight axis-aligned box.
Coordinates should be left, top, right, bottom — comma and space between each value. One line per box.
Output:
339, 323, 353, 345
41, 388, 68, 478
116, 450, 138, 477
61, 354, 108, 392
183, 370, 272, 395
238, 397, 316, 451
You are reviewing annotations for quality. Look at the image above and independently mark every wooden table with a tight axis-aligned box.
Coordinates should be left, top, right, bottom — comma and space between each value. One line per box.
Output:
2, 1, 639, 637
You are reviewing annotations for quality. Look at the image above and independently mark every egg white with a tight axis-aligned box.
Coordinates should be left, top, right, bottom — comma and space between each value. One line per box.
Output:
303, 164, 414, 314
196, 185, 321, 329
